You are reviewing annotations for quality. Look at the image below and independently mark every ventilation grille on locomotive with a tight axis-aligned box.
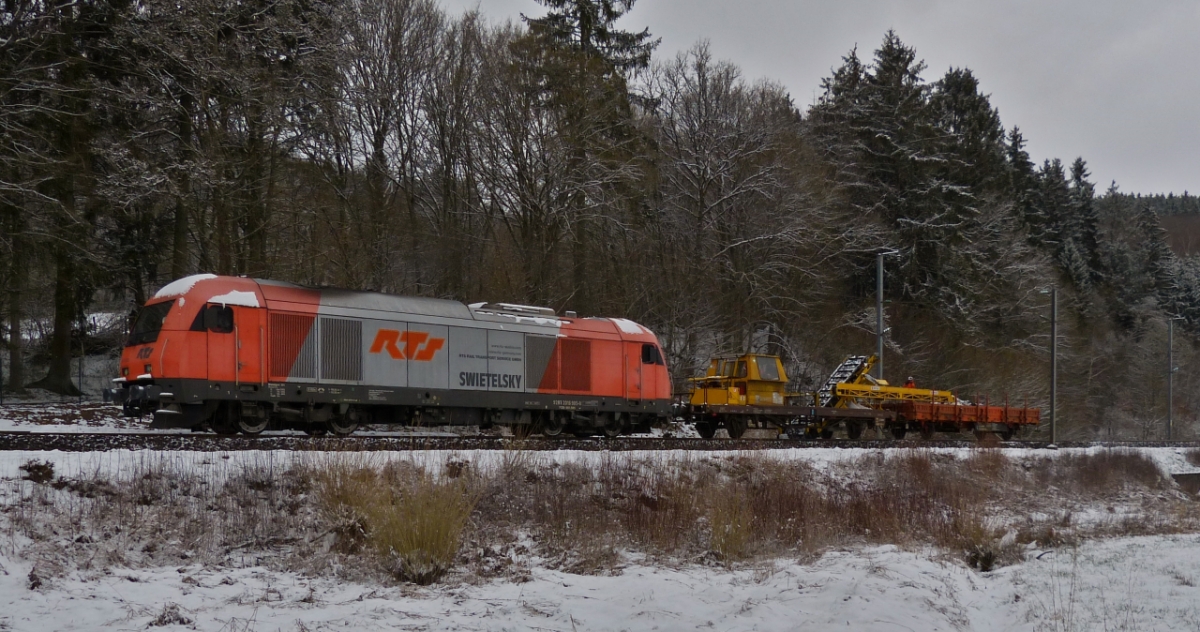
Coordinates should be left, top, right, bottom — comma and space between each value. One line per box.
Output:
269, 313, 316, 379
320, 317, 363, 381
560, 339, 591, 391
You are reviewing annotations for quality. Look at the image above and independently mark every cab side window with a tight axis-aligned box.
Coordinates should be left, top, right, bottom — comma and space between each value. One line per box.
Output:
755, 356, 781, 381
641, 343, 664, 365
191, 305, 234, 333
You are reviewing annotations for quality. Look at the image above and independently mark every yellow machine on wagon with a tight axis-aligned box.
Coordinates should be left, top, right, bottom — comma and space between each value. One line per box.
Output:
684, 353, 961, 439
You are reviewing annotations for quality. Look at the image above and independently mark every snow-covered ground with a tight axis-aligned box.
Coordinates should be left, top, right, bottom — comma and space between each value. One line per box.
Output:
2, 534, 1200, 631
2, 411, 1200, 631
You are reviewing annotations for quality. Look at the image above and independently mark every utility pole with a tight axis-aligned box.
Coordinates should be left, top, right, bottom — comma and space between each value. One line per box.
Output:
78, 313, 85, 405
875, 251, 897, 381
1050, 287, 1058, 444
1168, 318, 1175, 441
876, 253, 884, 381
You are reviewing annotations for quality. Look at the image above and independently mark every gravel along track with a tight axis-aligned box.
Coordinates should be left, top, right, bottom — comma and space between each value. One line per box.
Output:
0, 430, 1197, 452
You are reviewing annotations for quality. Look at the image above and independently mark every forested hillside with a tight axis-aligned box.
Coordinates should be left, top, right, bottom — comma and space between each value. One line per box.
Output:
1, 0, 1197, 438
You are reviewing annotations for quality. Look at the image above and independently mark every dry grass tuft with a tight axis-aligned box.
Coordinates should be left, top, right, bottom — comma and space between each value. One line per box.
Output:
1033, 450, 1164, 495
310, 456, 479, 585
707, 485, 752, 562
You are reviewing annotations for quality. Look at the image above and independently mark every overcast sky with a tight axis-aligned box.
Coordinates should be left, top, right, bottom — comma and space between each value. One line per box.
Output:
440, 0, 1199, 196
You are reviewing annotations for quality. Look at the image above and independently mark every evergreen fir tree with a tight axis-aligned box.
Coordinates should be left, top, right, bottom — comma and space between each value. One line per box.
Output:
1007, 126, 1044, 242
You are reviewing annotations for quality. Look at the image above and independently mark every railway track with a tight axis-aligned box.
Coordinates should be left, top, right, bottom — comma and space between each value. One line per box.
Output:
0, 430, 1197, 452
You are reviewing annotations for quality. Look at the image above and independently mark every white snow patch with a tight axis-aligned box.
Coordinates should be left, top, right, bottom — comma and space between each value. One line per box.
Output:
152, 274, 217, 299
3, 532, 1200, 631
612, 317, 648, 335
206, 290, 259, 308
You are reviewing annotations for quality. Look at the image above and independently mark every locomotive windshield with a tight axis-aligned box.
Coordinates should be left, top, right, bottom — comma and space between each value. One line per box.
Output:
126, 300, 174, 346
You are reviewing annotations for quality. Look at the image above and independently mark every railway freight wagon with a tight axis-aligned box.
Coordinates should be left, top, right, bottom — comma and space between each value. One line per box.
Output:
110, 275, 672, 436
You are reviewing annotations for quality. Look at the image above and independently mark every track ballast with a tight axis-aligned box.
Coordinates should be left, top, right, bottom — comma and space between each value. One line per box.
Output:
0, 430, 1196, 452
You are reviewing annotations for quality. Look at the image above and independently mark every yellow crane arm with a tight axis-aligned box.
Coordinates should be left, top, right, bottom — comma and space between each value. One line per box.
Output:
829, 383, 956, 407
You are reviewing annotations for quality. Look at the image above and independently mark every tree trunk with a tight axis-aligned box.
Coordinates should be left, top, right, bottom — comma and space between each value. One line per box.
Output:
171, 100, 193, 279
5, 210, 25, 393
29, 245, 81, 395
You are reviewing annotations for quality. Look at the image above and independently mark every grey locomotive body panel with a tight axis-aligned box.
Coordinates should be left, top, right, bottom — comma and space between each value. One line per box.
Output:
276, 302, 561, 395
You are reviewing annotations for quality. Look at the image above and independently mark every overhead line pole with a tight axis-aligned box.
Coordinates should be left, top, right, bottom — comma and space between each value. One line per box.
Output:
876, 253, 884, 381
875, 250, 897, 382
1050, 287, 1057, 444
1168, 318, 1175, 441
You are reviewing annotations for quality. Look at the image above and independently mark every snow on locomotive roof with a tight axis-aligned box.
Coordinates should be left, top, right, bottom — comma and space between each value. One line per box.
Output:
153, 274, 217, 299
207, 290, 261, 308
611, 318, 648, 335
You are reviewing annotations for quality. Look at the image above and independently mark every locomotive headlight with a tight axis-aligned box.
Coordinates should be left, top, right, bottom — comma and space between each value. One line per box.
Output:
122, 367, 129, 377
144, 364, 152, 374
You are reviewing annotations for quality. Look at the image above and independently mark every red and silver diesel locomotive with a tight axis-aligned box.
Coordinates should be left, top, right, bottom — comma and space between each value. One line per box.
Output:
110, 275, 671, 436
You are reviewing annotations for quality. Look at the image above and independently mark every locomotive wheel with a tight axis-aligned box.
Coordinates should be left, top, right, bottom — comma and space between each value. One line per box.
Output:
541, 415, 565, 437
890, 425, 907, 440
237, 416, 269, 435
601, 414, 625, 438
328, 418, 359, 436
846, 421, 864, 440
726, 417, 748, 439
695, 423, 717, 439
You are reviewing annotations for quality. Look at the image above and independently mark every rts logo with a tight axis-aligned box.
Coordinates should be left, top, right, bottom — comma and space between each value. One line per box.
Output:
369, 329, 445, 361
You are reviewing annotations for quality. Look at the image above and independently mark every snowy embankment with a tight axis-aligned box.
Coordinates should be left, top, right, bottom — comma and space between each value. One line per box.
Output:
2, 404, 1200, 631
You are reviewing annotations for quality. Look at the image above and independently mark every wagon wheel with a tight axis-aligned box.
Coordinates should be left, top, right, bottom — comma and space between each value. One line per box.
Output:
846, 421, 864, 440
919, 425, 934, 440
820, 428, 834, 440
725, 417, 748, 439
328, 417, 359, 436
999, 426, 1016, 441
541, 414, 565, 437
601, 413, 626, 438
890, 425, 907, 440
695, 422, 717, 439
803, 426, 820, 439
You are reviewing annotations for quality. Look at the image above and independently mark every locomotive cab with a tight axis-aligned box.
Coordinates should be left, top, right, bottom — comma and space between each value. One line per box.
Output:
109, 274, 267, 423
